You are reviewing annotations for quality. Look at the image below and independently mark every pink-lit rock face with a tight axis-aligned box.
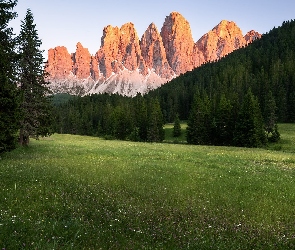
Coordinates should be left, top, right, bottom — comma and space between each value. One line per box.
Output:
47, 12, 261, 96
193, 20, 262, 68
244, 30, 262, 45
96, 25, 121, 78
90, 56, 100, 81
72, 42, 91, 79
119, 22, 143, 72
193, 20, 245, 67
141, 23, 173, 78
47, 46, 73, 79
161, 12, 195, 75
96, 22, 145, 78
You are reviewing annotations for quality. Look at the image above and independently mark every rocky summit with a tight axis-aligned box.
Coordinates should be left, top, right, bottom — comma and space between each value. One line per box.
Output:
46, 12, 261, 97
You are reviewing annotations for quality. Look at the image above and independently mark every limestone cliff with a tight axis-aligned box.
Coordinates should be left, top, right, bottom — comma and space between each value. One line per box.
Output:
47, 46, 72, 79
193, 20, 261, 67
72, 42, 91, 79
161, 12, 195, 74
140, 23, 173, 79
47, 12, 261, 96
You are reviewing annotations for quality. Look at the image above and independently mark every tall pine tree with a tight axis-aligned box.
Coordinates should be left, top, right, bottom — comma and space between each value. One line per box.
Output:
213, 94, 234, 145
173, 113, 181, 137
186, 92, 211, 145
135, 97, 148, 141
233, 89, 267, 147
17, 9, 52, 146
263, 91, 280, 142
0, 0, 19, 153
147, 98, 165, 142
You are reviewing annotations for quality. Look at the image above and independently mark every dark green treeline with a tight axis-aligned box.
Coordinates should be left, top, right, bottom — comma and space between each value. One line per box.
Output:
53, 19, 295, 146
53, 94, 164, 143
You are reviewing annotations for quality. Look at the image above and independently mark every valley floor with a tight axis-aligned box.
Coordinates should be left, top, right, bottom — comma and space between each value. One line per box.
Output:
0, 124, 295, 249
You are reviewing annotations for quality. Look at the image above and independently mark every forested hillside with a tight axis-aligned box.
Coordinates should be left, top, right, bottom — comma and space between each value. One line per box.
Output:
149, 20, 295, 123
53, 19, 295, 147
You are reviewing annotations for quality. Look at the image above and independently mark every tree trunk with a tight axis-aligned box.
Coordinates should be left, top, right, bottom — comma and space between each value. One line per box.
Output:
19, 127, 29, 146
19, 127, 24, 146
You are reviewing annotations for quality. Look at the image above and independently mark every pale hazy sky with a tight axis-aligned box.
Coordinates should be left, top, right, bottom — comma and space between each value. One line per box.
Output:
9, 0, 295, 58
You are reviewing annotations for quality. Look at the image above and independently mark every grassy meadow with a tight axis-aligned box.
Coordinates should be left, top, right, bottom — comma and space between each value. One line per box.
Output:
0, 124, 295, 249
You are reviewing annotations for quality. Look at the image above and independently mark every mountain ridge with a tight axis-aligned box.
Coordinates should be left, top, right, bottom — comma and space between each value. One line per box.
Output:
46, 12, 261, 96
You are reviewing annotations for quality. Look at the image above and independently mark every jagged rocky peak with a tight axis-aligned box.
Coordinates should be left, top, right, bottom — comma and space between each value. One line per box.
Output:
119, 22, 143, 72
140, 22, 173, 78
96, 22, 145, 78
244, 30, 262, 44
90, 55, 100, 81
96, 25, 121, 78
47, 12, 261, 97
193, 20, 261, 68
47, 46, 73, 79
214, 20, 244, 38
100, 25, 121, 47
72, 42, 92, 79
194, 20, 246, 64
160, 11, 195, 75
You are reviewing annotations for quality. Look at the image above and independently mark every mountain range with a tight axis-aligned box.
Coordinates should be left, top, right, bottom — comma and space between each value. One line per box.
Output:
46, 12, 261, 96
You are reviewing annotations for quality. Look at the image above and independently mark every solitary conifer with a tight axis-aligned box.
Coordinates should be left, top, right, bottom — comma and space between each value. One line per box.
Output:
173, 113, 181, 137
17, 9, 52, 146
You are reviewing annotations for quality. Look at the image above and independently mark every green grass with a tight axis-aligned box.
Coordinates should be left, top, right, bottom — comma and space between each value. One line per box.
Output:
0, 124, 295, 249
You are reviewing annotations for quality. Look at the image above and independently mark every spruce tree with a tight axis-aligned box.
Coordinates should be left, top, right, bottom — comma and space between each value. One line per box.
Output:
147, 98, 165, 142
173, 113, 181, 137
263, 91, 280, 142
136, 97, 148, 141
17, 9, 52, 146
0, 0, 19, 153
233, 89, 267, 147
214, 94, 234, 145
111, 105, 133, 140
186, 92, 211, 145
186, 92, 201, 145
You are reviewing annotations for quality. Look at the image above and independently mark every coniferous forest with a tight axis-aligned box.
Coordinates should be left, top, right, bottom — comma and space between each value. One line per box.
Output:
53, 19, 295, 147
